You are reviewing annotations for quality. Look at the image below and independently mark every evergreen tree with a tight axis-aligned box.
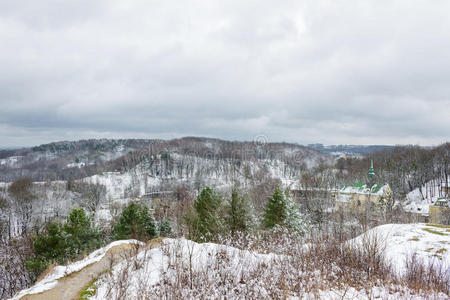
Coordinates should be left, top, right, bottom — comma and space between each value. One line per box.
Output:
262, 186, 308, 235
26, 208, 102, 281
226, 188, 252, 234
158, 219, 172, 237
112, 202, 157, 241
283, 195, 308, 235
32, 222, 68, 262
193, 187, 222, 242
64, 208, 102, 256
26, 221, 68, 281
262, 186, 288, 229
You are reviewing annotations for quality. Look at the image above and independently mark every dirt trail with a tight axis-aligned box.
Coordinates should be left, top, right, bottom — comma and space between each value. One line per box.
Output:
19, 238, 163, 300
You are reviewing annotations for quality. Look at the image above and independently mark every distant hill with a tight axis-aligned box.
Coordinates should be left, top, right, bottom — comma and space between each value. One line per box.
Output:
0, 137, 332, 182
308, 144, 394, 158
0, 146, 24, 151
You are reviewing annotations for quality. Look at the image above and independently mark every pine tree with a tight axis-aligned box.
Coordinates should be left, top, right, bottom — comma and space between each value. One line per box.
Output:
262, 186, 288, 229
158, 219, 172, 237
26, 208, 102, 281
193, 187, 222, 242
112, 202, 157, 241
226, 188, 252, 234
283, 195, 308, 235
64, 208, 102, 256
262, 186, 308, 235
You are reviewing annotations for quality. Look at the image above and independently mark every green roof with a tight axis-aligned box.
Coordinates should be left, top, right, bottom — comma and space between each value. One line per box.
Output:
371, 184, 384, 193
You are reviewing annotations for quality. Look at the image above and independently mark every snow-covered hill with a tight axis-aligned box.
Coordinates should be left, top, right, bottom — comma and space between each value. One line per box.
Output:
350, 223, 450, 274
83, 155, 310, 223
0, 137, 332, 182
0, 137, 332, 239
11, 224, 449, 300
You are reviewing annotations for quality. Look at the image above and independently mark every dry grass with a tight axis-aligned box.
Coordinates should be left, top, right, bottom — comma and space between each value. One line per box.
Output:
97, 231, 449, 299
426, 223, 450, 229
423, 228, 447, 236
404, 253, 449, 295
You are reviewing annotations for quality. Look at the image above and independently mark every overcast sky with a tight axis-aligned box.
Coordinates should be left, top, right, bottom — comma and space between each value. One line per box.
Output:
1, 0, 449, 147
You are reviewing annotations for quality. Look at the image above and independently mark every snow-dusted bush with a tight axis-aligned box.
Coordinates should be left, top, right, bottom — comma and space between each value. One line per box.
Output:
91, 231, 449, 300
262, 186, 308, 235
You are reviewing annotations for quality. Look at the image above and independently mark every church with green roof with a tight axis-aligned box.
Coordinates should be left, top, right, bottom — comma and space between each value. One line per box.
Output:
335, 160, 393, 210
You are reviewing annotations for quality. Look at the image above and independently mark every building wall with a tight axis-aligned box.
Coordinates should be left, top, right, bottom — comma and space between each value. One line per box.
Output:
335, 186, 393, 212
429, 205, 450, 225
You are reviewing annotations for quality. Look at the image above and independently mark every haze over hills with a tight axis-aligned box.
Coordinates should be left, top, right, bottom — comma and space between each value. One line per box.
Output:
0, 140, 397, 159
307, 144, 395, 158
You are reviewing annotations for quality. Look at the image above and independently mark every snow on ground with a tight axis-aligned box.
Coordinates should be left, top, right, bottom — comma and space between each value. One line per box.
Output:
404, 187, 436, 215
11, 228, 449, 300
82, 156, 302, 203
0, 156, 22, 167
83, 172, 135, 200
350, 223, 450, 274
91, 233, 449, 299
289, 287, 444, 300
91, 238, 279, 300
404, 179, 449, 215
10, 240, 144, 300
339, 183, 389, 196
66, 162, 86, 168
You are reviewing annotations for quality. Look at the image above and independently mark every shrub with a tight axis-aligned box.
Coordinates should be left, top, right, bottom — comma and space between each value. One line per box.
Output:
112, 202, 157, 241
26, 208, 102, 281
225, 188, 253, 234
158, 219, 172, 237
193, 187, 222, 242
8, 178, 35, 203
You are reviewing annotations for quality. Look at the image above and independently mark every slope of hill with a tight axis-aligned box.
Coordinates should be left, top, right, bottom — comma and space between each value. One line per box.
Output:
0, 137, 332, 182
308, 144, 394, 158
349, 223, 450, 274
11, 224, 449, 300
0, 137, 332, 239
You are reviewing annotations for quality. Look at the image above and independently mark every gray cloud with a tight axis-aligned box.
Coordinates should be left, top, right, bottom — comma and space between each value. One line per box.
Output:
0, 0, 449, 147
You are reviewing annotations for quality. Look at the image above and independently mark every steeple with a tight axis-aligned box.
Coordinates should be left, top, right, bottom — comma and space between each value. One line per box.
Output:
368, 159, 375, 179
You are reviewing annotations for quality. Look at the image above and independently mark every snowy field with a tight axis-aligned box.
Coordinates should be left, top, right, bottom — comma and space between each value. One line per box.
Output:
11, 223, 449, 300
349, 223, 450, 274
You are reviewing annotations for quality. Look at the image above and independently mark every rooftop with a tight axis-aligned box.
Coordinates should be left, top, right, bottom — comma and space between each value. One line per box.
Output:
340, 182, 388, 196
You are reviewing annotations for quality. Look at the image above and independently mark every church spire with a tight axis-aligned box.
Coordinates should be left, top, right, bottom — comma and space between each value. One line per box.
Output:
368, 159, 375, 179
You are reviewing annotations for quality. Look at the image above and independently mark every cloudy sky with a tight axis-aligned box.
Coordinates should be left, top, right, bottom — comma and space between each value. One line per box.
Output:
1, 0, 449, 147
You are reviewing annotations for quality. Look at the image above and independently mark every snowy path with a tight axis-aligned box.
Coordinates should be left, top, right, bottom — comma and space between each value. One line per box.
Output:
11, 239, 163, 300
